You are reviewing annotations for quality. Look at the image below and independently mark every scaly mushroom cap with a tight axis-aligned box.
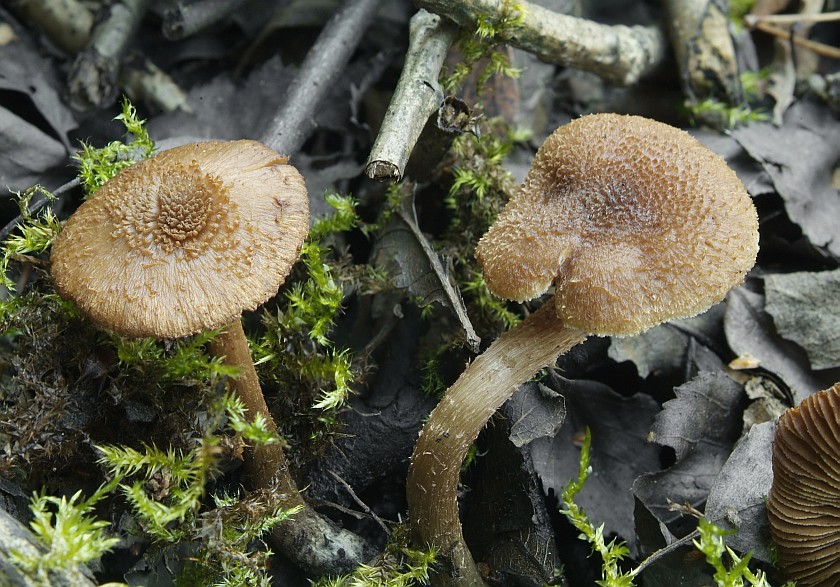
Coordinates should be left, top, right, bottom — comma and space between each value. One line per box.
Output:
51, 140, 309, 338
767, 383, 840, 587
475, 113, 759, 336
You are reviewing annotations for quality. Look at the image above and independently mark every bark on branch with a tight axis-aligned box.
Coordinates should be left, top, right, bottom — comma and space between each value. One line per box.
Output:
365, 9, 458, 182
67, 0, 152, 110
664, 0, 742, 104
414, 0, 667, 86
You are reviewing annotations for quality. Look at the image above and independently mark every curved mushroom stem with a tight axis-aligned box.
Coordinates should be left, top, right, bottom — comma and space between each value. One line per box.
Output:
210, 319, 373, 576
407, 300, 587, 587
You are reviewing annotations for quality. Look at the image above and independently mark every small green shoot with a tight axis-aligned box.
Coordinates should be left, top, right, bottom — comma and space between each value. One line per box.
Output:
560, 428, 635, 587
694, 517, 776, 587
113, 328, 239, 383
686, 98, 769, 129
222, 391, 283, 446
1, 186, 62, 292
314, 529, 436, 587
75, 97, 156, 195
442, 0, 525, 96
253, 193, 359, 413
11, 481, 121, 578
287, 192, 358, 346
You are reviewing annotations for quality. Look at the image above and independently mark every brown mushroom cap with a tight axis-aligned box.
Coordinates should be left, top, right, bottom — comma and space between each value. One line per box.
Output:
51, 140, 309, 338
475, 113, 759, 336
767, 383, 840, 587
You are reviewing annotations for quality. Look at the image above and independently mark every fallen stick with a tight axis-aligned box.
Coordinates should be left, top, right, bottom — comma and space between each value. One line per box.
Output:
67, 0, 152, 110
261, 0, 381, 155
414, 0, 667, 86
365, 9, 458, 182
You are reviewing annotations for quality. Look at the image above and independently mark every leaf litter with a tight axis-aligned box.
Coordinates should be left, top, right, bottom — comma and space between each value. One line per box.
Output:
3, 0, 840, 583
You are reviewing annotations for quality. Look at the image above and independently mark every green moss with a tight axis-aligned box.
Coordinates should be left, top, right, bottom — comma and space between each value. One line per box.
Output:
75, 97, 156, 195
313, 525, 436, 587
10, 483, 121, 578
442, 0, 525, 96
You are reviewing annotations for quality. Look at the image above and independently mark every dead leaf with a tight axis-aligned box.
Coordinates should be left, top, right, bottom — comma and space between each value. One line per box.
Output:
0, 38, 77, 151
505, 382, 566, 448
705, 420, 775, 562
529, 379, 660, 553
609, 324, 690, 380
608, 304, 726, 380
647, 371, 745, 460
764, 269, 840, 370
633, 371, 745, 535
0, 108, 68, 192
0, 35, 77, 190
148, 55, 292, 141
732, 99, 840, 258
725, 286, 829, 404
372, 194, 480, 352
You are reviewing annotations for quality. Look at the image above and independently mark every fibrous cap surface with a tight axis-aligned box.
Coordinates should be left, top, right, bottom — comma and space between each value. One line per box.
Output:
475, 113, 759, 335
51, 140, 310, 338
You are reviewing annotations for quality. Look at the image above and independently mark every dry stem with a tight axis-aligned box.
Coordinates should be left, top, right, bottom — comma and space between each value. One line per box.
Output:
407, 300, 586, 586
261, 0, 381, 154
68, 0, 152, 110
663, 0, 742, 104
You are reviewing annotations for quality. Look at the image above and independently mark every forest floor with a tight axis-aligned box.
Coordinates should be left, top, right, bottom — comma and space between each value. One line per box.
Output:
1, 0, 839, 586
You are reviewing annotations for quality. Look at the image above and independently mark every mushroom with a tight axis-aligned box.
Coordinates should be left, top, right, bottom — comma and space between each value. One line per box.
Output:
767, 382, 840, 587
406, 113, 759, 586
50, 140, 369, 575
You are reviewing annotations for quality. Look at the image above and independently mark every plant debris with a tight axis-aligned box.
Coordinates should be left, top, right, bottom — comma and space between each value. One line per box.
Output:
2, 0, 840, 585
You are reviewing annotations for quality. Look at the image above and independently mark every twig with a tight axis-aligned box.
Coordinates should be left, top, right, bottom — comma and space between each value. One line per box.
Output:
162, 0, 251, 40
67, 0, 153, 110
261, 0, 381, 155
5, 0, 93, 54
663, 0, 742, 104
414, 0, 667, 86
744, 10, 840, 26
365, 9, 458, 182
0, 179, 80, 243
632, 530, 701, 576
328, 470, 390, 534
119, 54, 192, 113
750, 20, 840, 60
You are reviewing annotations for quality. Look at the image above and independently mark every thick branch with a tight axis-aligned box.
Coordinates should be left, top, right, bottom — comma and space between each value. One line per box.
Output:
261, 0, 380, 155
365, 9, 458, 182
415, 0, 667, 86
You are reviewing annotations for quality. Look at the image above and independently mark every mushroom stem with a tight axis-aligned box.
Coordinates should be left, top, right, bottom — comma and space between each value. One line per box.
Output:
209, 319, 299, 497
210, 319, 374, 576
407, 300, 587, 586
